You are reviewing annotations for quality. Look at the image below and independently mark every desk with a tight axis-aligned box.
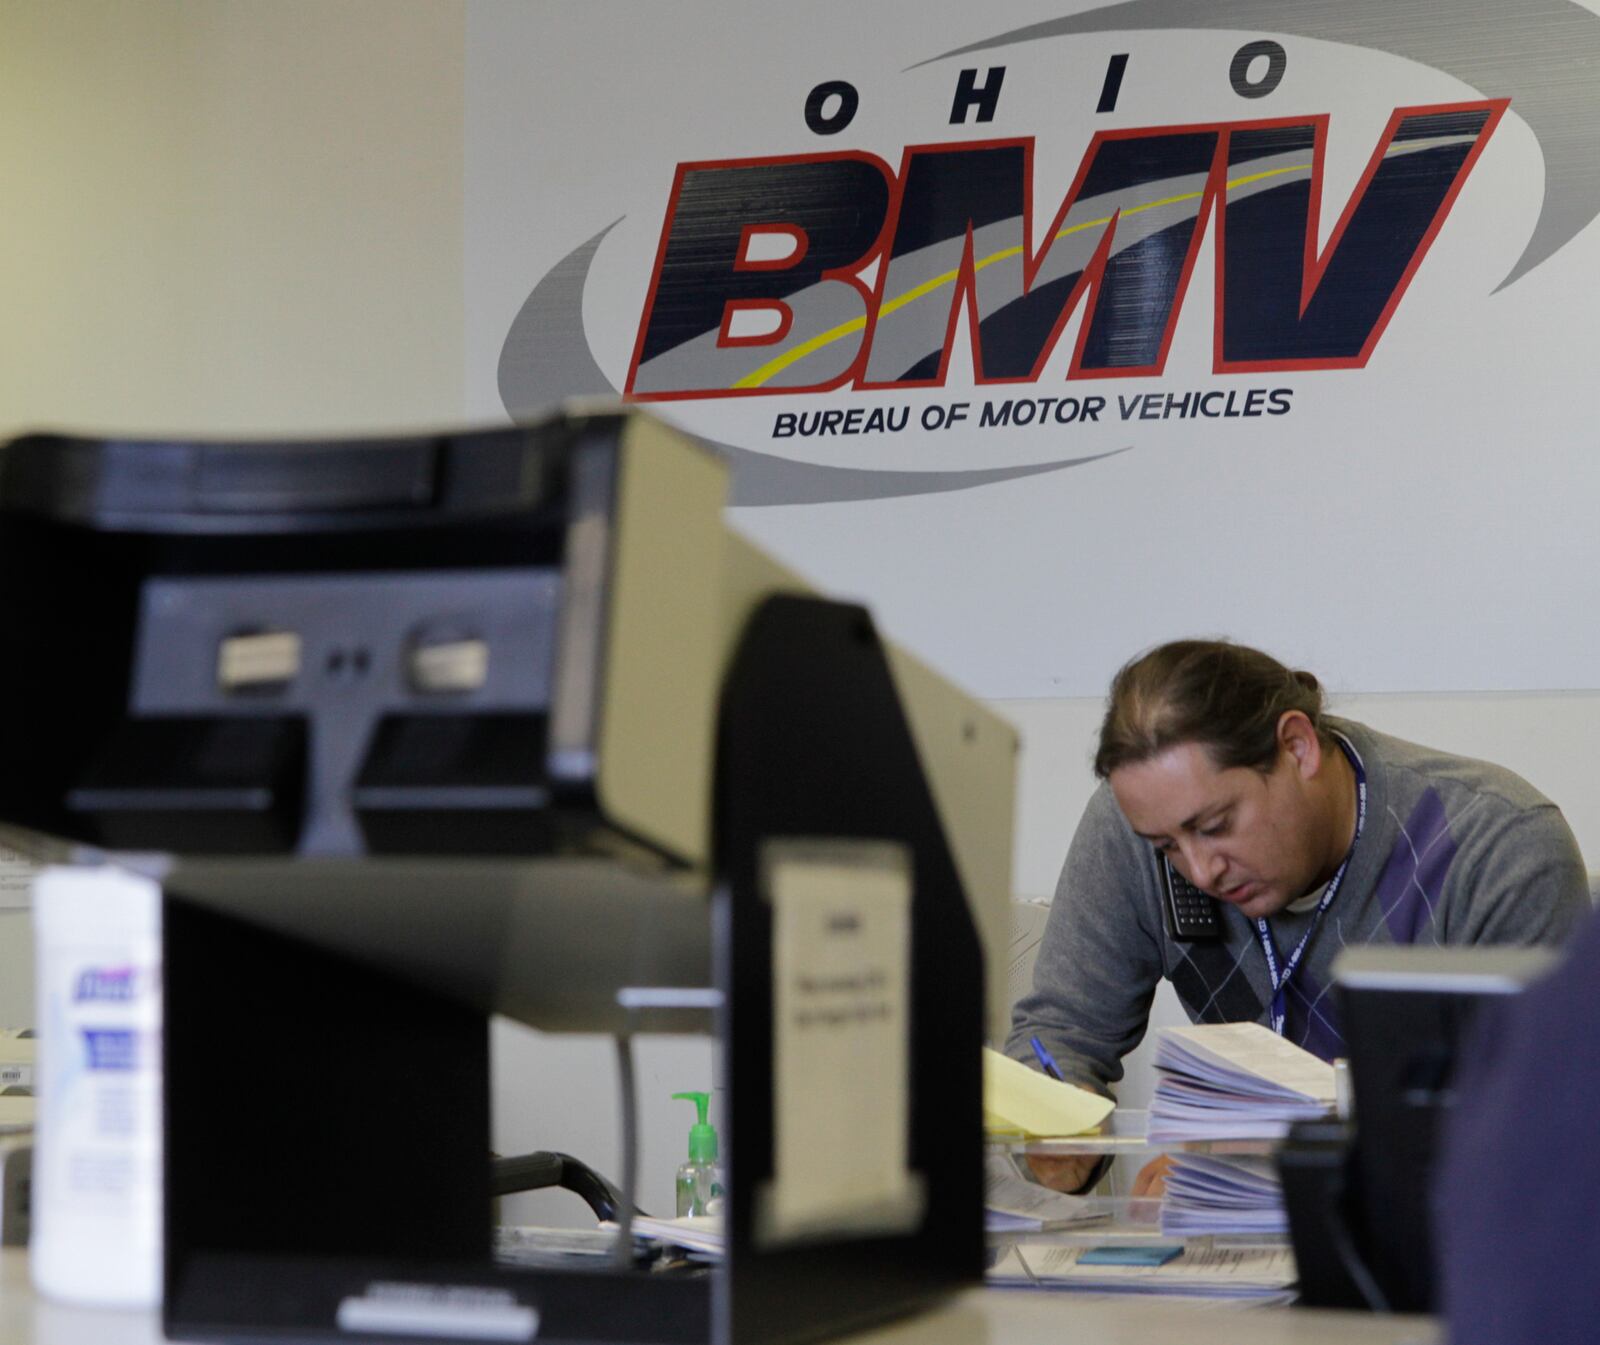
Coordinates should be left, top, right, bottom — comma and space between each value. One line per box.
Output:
0, 1249, 1438, 1345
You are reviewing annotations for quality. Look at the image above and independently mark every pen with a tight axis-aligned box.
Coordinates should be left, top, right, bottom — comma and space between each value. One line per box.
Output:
1029, 1035, 1065, 1081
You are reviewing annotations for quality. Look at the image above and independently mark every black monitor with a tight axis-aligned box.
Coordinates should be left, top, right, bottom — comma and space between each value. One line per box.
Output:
1281, 945, 1556, 1313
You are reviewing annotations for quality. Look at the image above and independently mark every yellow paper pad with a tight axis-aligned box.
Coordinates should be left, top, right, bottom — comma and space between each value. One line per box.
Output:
983, 1047, 1115, 1137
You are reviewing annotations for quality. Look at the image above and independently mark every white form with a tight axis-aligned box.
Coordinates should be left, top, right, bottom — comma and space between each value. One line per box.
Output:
989, 1241, 1298, 1296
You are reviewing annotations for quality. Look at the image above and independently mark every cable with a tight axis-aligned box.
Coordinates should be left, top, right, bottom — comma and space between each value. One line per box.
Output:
1326, 1205, 1391, 1312
612, 1016, 640, 1271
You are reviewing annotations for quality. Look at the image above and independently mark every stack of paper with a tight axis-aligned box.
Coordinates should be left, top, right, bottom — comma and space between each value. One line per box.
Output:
494, 1225, 619, 1267
0, 1030, 32, 1091
984, 1153, 1106, 1233
987, 1241, 1296, 1300
983, 1048, 1115, 1138
497, 1218, 726, 1267
625, 1214, 724, 1257
1148, 1023, 1335, 1142
1159, 1154, 1286, 1237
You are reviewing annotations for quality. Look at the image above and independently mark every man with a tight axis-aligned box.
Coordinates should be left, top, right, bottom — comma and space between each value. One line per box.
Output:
1007, 639, 1590, 1193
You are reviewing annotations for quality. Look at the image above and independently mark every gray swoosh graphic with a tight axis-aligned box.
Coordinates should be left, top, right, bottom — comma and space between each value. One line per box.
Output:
498, 224, 1118, 505
499, 219, 621, 415
910, 0, 1600, 291
720, 442, 1129, 507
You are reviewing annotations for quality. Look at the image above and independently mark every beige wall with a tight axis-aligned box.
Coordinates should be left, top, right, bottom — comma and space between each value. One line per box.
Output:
0, 0, 468, 1039
0, 0, 465, 438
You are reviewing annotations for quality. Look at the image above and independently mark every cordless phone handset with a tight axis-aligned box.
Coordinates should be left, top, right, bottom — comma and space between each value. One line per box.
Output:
1157, 853, 1223, 941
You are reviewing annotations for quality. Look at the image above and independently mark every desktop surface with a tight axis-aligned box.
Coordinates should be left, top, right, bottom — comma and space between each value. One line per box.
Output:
0, 1248, 1438, 1345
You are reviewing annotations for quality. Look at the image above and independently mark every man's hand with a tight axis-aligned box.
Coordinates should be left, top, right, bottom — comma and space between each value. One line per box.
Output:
1020, 1073, 1114, 1193
1130, 1154, 1174, 1197
1025, 1153, 1102, 1194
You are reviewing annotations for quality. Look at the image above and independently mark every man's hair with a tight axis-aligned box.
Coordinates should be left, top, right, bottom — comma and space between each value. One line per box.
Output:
1093, 639, 1326, 779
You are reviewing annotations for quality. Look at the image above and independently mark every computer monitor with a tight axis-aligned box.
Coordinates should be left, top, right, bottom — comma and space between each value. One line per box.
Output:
1284, 945, 1556, 1313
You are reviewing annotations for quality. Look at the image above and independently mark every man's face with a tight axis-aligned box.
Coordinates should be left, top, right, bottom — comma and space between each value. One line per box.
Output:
1108, 740, 1324, 921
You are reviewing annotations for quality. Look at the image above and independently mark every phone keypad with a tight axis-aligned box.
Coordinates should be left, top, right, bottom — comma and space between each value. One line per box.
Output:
1172, 887, 1219, 932
1161, 863, 1222, 940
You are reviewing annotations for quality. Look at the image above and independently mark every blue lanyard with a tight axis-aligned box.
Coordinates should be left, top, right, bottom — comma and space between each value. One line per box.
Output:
1255, 734, 1367, 1038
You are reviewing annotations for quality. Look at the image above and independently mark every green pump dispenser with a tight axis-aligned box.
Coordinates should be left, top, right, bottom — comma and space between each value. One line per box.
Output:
671, 1091, 723, 1216
672, 1092, 718, 1162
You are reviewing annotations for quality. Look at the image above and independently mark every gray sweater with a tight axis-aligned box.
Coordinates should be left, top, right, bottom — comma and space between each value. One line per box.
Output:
1006, 718, 1591, 1093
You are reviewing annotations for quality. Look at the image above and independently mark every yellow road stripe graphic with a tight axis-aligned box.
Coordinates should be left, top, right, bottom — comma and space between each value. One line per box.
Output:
731, 161, 1316, 389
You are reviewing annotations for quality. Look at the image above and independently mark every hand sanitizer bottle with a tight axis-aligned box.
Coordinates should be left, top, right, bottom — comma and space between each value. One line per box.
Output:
31, 865, 164, 1307
671, 1091, 723, 1217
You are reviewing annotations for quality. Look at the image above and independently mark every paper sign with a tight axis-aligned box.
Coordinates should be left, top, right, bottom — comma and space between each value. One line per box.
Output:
759, 840, 923, 1244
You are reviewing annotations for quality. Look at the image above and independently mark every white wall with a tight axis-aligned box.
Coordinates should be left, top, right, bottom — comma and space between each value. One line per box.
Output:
1003, 691, 1600, 903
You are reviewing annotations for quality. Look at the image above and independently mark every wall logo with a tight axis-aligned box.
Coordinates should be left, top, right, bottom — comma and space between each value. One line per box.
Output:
626, 105, 1502, 399
499, 0, 1600, 505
